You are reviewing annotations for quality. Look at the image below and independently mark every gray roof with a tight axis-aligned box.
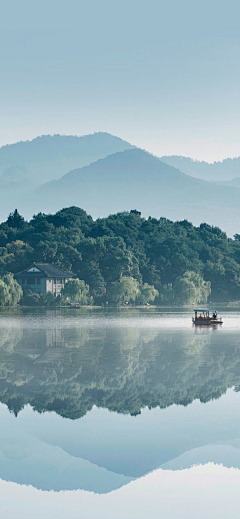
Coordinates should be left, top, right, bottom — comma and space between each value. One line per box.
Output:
194, 309, 218, 312
15, 263, 76, 278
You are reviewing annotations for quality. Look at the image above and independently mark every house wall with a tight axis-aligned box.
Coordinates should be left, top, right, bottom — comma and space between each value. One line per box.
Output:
17, 277, 47, 295
47, 278, 66, 296
16, 276, 71, 296
46, 279, 53, 294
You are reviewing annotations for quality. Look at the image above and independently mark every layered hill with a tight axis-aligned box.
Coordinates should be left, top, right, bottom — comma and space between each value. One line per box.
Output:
0, 132, 133, 184
0, 132, 133, 221
218, 177, 240, 189
160, 155, 240, 181
1, 133, 239, 234
34, 148, 240, 235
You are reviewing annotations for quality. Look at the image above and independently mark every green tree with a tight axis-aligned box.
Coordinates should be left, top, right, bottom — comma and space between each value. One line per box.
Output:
61, 278, 90, 304
0, 207, 239, 303
21, 288, 44, 307
0, 280, 10, 306
174, 271, 211, 305
43, 292, 59, 307
7, 209, 25, 229
108, 276, 140, 305
0, 273, 23, 306
157, 283, 175, 305
136, 283, 159, 305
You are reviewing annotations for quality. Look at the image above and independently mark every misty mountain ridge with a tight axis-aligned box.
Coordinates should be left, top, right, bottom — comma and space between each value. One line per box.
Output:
0, 132, 239, 235
33, 148, 240, 236
160, 155, 240, 181
0, 132, 134, 186
216, 177, 240, 189
45, 148, 189, 186
0, 132, 134, 222
1, 132, 238, 185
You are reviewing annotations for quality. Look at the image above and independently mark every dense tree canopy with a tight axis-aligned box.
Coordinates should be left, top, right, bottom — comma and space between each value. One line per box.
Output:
0, 206, 239, 304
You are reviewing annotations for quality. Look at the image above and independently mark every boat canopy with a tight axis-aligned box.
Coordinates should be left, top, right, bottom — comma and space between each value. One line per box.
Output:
194, 309, 218, 312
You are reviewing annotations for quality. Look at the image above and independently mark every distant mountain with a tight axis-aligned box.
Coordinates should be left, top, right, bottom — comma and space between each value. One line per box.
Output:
160, 156, 240, 181
32, 148, 240, 235
0, 132, 133, 185
217, 177, 240, 189
1, 133, 238, 234
0, 132, 133, 221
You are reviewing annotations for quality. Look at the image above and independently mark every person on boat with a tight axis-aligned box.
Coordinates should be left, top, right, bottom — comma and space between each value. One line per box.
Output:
212, 311, 217, 320
199, 314, 203, 320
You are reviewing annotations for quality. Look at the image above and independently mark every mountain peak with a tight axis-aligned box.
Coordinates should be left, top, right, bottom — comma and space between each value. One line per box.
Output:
0, 132, 133, 185
57, 147, 187, 185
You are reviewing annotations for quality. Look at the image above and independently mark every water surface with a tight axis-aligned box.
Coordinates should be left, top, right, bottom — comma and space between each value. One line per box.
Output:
0, 308, 239, 518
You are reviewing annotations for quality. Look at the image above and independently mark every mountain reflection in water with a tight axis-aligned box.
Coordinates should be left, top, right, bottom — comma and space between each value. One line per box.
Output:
0, 309, 239, 499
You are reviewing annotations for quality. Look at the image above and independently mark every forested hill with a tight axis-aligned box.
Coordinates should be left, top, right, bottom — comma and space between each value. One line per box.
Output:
0, 207, 239, 304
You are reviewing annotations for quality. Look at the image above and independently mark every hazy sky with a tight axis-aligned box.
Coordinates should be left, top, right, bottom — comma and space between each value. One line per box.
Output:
0, 0, 239, 161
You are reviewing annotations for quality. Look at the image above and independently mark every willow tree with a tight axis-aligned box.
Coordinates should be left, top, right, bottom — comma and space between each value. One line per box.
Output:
174, 271, 211, 305
108, 276, 140, 305
61, 278, 90, 304
136, 283, 159, 305
0, 273, 23, 306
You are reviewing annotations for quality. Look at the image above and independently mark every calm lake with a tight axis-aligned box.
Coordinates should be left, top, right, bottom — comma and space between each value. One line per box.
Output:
0, 308, 239, 519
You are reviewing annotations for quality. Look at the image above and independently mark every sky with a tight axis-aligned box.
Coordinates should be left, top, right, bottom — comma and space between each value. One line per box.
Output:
0, 0, 239, 161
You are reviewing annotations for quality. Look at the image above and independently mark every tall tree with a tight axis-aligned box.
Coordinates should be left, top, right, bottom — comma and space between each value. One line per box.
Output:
0, 273, 23, 306
108, 276, 140, 305
61, 279, 90, 304
174, 271, 211, 305
6, 210, 25, 229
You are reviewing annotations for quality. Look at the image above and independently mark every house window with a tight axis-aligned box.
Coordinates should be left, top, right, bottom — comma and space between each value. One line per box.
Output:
57, 279, 61, 284
27, 278, 35, 284
22, 278, 25, 284
54, 278, 56, 284
37, 278, 41, 284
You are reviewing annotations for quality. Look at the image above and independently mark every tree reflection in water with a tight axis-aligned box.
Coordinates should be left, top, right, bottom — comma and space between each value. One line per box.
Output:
0, 319, 239, 419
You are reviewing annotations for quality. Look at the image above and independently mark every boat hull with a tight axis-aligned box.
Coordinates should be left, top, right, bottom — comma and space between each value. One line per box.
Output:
193, 319, 223, 325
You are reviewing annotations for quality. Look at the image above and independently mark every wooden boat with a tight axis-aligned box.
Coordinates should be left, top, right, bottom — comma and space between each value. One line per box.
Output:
68, 302, 80, 308
192, 309, 223, 325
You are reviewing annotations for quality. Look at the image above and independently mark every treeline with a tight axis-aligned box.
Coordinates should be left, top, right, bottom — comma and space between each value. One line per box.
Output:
0, 207, 239, 305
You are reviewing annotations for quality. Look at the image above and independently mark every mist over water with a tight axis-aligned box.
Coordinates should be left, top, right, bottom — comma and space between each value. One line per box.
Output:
0, 308, 239, 517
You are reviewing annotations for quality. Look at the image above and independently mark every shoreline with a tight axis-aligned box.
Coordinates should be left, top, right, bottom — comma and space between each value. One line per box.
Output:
0, 302, 239, 311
